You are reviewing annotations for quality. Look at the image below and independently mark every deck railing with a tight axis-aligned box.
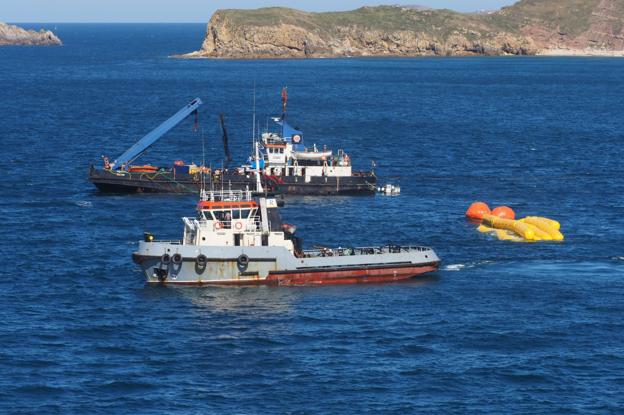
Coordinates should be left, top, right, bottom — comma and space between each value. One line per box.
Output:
302, 245, 432, 258
148, 240, 182, 245
182, 216, 263, 231
200, 189, 253, 202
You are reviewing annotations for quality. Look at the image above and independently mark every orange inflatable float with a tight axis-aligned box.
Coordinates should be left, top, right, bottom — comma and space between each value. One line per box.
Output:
491, 206, 515, 220
465, 202, 491, 220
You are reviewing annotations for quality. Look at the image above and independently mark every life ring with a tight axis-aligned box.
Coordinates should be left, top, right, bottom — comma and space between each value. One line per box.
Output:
292, 134, 301, 144
234, 221, 243, 230
237, 254, 250, 271
161, 254, 171, 265
214, 221, 223, 230
196, 254, 207, 267
172, 253, 183, 265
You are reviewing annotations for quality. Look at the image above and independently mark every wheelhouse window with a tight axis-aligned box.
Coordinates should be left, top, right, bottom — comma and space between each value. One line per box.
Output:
232, 208, 252, 219
212, 210, 232, 228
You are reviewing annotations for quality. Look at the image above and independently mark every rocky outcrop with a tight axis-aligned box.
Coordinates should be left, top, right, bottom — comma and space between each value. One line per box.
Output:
181, 6, 536, 58
491, 0, 624, 55
0, 23, 61, 46
180, 0, 624, 58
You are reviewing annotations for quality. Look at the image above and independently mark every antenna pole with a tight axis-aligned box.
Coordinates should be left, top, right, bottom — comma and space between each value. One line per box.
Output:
201, 126, 206, 197
254, 140, 263, 193
280, 86, 288, 138
252, 81, 256, 154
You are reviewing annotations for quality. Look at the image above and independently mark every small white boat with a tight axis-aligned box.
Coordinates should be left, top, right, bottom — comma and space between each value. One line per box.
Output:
378, 184, 401, 195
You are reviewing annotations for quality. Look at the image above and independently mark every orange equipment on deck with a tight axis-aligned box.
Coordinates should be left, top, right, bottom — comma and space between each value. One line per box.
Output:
129, 165, 158, 173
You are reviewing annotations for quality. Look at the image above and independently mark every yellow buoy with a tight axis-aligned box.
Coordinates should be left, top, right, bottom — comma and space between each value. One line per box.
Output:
478, 222, 534, 242
477, 224, 492, 233
518, 219, 552, 240
522, 217, 564, 241
530, 216, 560, 231
482, 214, 536, 240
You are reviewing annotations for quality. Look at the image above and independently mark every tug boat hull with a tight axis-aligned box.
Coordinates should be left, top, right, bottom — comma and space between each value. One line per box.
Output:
266, 263, 439, 286
133, 243, 440, 286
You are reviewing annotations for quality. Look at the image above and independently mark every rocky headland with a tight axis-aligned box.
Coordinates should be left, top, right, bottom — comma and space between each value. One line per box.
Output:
180, 0, 624, 58
0, 22, 62, 46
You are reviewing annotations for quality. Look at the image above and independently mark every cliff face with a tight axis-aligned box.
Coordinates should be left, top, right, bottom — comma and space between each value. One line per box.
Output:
0, 23, 62, 46
181, 0, 624, 58
489, 0, 624, 54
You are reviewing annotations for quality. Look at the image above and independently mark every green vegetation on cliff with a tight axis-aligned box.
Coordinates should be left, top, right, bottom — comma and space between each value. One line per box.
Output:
218, 6, 497, 41
185, 0, 624, 58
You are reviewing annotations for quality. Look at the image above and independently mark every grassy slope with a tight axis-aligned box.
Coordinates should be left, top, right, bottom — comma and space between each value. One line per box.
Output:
215, 0, 619, 43
218, 6, 497, 41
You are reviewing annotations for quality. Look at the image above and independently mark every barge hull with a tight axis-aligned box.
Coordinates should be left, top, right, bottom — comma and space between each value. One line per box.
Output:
90, 166, 376, 195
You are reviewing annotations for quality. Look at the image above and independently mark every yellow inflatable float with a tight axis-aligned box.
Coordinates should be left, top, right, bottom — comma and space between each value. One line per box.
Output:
468, 202, 564, 242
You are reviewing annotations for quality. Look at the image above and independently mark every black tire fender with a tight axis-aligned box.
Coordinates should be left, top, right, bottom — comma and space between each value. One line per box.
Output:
196, 254, 207, 266
237, 254, 250, 271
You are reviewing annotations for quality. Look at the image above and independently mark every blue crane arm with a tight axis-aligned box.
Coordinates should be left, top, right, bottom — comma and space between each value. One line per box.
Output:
112, 97, 203, 168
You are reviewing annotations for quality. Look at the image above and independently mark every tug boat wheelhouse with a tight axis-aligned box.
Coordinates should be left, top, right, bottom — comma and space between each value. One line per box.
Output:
241, 116, 376, 195
132, 187, 440, 286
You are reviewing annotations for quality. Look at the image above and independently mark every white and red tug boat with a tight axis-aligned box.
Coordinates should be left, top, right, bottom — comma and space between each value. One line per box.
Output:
132, 186, 440, 286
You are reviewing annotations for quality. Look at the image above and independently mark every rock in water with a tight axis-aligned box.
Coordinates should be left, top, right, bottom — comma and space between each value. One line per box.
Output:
179, 0, 624, 58
0, 22, 62, 46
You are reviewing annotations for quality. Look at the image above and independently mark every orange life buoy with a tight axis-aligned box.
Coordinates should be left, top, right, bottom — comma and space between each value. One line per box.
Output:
214, 221, 223, 230
234, 221, 243, 230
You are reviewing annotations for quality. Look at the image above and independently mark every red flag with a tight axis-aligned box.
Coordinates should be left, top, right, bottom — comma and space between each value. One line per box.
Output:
281, 87, 288, 114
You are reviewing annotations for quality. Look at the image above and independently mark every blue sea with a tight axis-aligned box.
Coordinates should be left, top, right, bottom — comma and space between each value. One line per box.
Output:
1, 24, 624, 414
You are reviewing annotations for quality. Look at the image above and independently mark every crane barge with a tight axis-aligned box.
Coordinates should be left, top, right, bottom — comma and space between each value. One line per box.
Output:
89, 94, 377, 195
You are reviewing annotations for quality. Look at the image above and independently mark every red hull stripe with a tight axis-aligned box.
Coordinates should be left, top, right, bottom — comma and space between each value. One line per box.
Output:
271, 261, 439, 274
268, 264, 439, 285
147, 263, 440, 286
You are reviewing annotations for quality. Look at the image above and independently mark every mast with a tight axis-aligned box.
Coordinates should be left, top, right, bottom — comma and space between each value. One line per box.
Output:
200, 126, 206, 200
219, 114, 232, 167
252, 81, 256, 154
252, 83, 263, 193
281, 86, 287, 138
254, 140, 263, 193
